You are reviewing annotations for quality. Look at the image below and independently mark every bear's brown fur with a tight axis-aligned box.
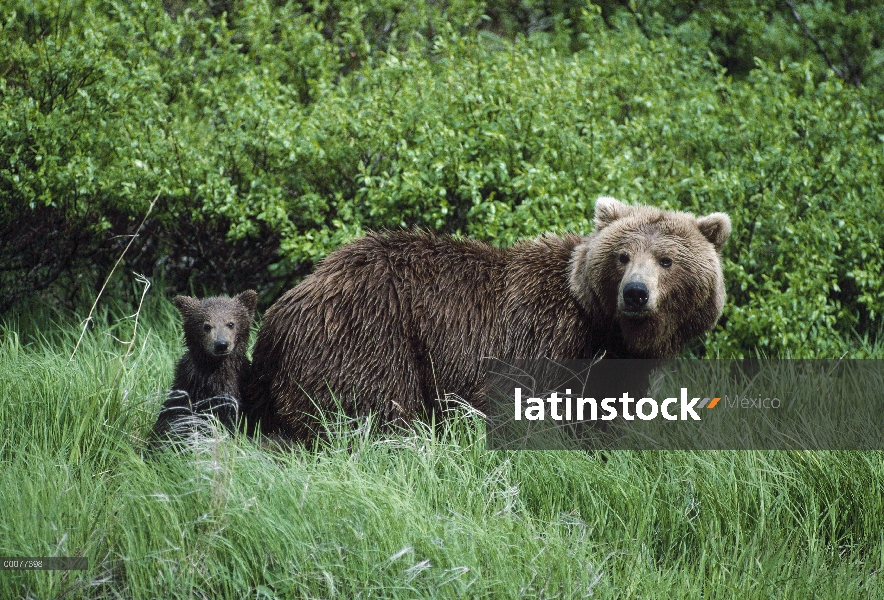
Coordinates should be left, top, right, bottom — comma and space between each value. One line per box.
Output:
152, 290, 257, 443
242, 197, 730, 441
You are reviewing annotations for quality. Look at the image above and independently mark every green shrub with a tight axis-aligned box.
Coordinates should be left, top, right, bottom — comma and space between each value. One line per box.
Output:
591, 0, 884, 89
1, 0, 882, 356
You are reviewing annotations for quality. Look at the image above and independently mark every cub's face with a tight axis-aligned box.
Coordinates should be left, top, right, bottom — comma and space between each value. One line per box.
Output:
173, 291, 258, 361
570, 197, 730, 358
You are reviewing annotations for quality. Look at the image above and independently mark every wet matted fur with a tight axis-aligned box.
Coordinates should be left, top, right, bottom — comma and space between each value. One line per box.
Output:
243, 198, 730, 441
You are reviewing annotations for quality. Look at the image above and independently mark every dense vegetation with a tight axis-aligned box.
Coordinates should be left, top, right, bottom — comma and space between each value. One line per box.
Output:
2, 0, 883, 356
3, 3, 884, 597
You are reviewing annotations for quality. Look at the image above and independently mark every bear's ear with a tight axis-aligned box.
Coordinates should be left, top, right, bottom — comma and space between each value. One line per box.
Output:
172, 295, 199, 317
696, 212, 731, 252
594, 196, 630, 231
235, 290, 258, 317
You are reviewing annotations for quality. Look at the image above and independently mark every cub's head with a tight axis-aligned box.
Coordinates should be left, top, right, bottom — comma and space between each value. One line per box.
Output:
173, 290, 258, 361
570, 197, 730, 358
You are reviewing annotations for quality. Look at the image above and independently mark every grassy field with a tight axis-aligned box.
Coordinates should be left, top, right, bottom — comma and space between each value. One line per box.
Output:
1, 302, 883, 599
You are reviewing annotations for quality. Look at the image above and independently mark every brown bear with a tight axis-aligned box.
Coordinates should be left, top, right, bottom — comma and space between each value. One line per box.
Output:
242, 197, 730, 441
152, 290, 257, 444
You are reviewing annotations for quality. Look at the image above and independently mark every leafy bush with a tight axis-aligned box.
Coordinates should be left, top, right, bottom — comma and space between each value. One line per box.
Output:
591, 0, 884, 88
1, 0, 882, 356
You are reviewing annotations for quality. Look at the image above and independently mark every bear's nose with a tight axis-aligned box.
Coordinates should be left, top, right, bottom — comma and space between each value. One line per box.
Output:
213, 340, 230, 354
623, 282, 649, 309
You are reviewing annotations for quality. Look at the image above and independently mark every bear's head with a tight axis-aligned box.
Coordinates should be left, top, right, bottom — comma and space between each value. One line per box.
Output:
570, 197, 730, 358
173, 290, 258, 362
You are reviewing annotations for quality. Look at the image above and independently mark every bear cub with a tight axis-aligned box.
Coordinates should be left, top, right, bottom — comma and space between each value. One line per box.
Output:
152, 290, 257, 444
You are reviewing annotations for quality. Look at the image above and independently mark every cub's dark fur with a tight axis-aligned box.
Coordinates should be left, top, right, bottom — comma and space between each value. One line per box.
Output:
152, 290, 257, 443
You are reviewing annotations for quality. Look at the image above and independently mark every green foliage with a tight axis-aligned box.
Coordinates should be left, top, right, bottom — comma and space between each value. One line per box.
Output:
593, 0, 884, 88
1, 0, 882, 355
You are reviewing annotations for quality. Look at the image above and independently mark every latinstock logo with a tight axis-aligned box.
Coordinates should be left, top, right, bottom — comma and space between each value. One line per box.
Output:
512, 388, 722, 422
511, 388, 781, 422
485, 358, 879, 451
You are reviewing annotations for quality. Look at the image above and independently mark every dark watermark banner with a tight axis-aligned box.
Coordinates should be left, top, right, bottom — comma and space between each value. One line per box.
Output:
485, 359, 884, 450
0, 557, 88, 570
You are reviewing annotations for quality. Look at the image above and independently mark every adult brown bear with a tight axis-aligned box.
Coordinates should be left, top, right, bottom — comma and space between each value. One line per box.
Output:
242, 197, 730, 441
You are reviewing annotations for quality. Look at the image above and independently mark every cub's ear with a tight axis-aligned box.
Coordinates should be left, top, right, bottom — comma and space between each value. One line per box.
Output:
696, 212, 731, 252
235, 290, 258, 317
594, 196, 631, 231
172, 295, 199, 317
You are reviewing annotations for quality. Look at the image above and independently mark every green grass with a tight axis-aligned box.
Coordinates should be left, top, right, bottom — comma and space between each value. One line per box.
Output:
1, 303, 883, 598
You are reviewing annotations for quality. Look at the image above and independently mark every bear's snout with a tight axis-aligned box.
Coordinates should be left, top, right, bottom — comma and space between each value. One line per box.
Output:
212, 338, 231, 355
622, 281, 649, 311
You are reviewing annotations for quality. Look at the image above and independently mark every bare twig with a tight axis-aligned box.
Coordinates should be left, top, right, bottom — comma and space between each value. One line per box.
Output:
70, 192, 159, 361
783, 0, 855, 86
621, 1, 651, 40
119, 273, 151, 369
106, 273, 152, 394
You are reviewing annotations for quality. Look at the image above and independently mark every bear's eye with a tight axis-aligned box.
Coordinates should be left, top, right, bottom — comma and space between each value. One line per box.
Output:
203, 324, 211, 332
618, 253, 630, 265
659, 257, 673, 268
227, 322, 235, 329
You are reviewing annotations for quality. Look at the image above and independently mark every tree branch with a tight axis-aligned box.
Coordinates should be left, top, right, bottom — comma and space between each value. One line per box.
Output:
783, 0, 856, 86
